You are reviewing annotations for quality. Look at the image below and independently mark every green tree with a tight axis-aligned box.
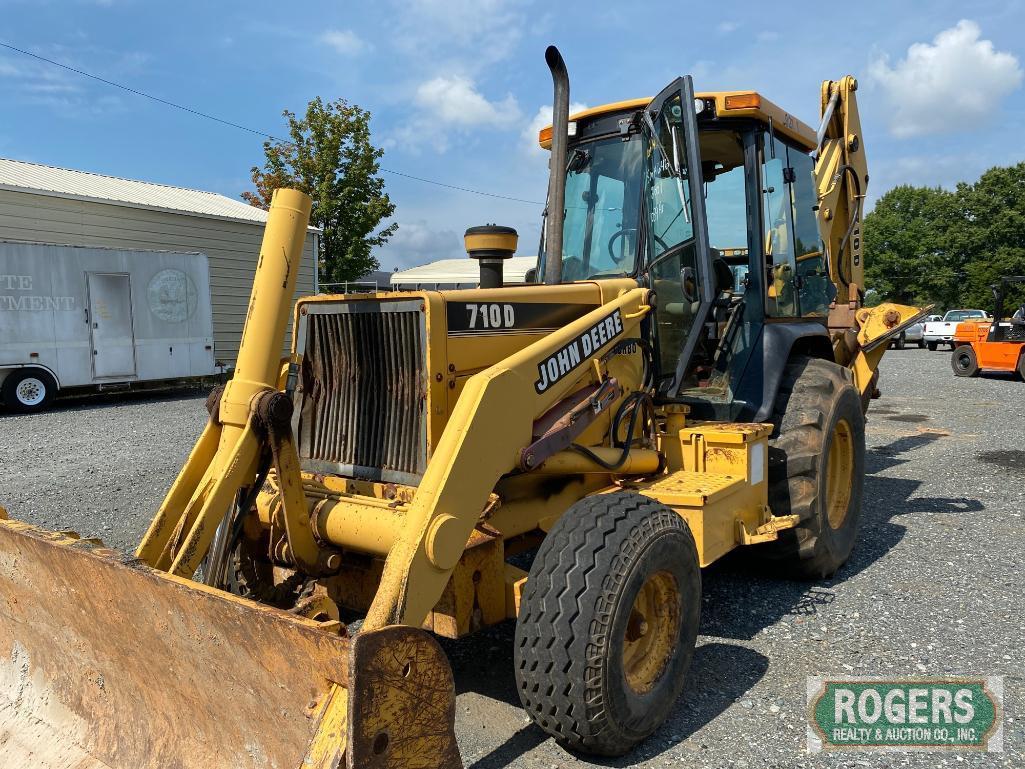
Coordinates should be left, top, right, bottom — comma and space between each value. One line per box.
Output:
948, 163, 1025, 310
863, 185, 957, 306
243, 97, 397, 283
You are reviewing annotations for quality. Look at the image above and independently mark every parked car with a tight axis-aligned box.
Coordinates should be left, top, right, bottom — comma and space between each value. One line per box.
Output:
890, 314, 940, 349
922, 310, 990, 350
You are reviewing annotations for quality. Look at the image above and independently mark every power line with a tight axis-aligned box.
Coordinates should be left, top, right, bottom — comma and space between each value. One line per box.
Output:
0, 40, 543, 206
378, 168, 542, 205
0, 41, 284, 142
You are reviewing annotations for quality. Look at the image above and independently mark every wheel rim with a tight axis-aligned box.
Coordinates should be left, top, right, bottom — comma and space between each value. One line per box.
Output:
622, 570, 680, 695
825, 418, 854, 529
955, 351, 972, 371
15, 376, 46, 406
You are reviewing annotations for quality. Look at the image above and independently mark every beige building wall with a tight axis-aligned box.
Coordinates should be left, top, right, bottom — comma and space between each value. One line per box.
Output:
0, 188, 317, 366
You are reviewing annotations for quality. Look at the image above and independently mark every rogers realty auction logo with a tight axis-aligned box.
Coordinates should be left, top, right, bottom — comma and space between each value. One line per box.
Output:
807, 677, 1003, 752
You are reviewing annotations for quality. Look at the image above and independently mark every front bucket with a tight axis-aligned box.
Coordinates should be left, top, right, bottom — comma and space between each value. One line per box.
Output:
0, 519, 461, 769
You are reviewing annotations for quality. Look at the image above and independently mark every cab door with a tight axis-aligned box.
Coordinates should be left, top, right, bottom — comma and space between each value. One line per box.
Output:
760, 133, 799, 317
641, 76, 715, 396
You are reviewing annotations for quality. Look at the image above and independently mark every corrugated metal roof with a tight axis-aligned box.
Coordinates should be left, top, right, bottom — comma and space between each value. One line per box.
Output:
391, 256, 536, 285
0, 156, 272, 225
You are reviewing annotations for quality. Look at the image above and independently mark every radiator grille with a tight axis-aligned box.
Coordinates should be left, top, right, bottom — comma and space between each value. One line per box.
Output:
294, 301, 427, 484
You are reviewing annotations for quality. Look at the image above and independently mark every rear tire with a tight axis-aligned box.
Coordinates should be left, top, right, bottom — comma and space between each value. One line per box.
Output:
927, 341, 938, 351
514, 492, 700, 757
951, 345, 979, 377
1017, 351, 1025, 381
894, 333, 906, 350
918, 339, 926, 349
762, 357, 865, 579
1, 368, 57, 413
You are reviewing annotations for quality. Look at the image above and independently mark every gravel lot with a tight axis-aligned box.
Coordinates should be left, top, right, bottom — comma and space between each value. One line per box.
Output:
1, 349, 1021, 768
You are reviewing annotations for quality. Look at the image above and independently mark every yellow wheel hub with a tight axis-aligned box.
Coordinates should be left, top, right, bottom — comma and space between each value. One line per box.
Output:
622, 570, 680, 695
826, 418, 854, 529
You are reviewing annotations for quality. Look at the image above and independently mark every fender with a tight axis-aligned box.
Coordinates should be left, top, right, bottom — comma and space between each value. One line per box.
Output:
0, 363, 62, 390
735, 321, 833, 422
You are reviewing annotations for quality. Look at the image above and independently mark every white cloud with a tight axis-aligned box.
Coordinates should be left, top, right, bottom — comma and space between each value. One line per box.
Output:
717, 21, 740, 34
414, 75, 520, 127
320, 29, 373, 56
0, 46, 144, 118
869, 20, 1023, 138
392, 0, 527, 69
521, 101, 589, 155
375, 220, 463, 269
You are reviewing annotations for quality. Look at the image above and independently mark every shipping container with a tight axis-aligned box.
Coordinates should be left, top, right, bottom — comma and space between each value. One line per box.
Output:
0, 241, 216, 412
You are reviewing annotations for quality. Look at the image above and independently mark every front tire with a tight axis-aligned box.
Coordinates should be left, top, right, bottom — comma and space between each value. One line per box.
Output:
951, 345, 979, 377
514, 492, 701, 757
1, 368, 57, 413
763, 357, 865, 579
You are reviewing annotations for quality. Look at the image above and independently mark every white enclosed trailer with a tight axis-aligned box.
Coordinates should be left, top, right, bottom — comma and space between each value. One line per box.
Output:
0, 241, 216, 411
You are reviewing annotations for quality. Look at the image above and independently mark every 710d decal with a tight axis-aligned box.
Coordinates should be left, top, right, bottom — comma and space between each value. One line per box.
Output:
534, 310, 624, 393
446, 302, 592, 337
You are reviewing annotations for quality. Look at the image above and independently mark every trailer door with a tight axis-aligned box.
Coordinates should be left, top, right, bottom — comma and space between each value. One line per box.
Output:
87, 272, 137, 378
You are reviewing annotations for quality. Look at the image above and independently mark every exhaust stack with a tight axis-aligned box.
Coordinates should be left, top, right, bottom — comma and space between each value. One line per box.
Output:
543, 45, 569, 285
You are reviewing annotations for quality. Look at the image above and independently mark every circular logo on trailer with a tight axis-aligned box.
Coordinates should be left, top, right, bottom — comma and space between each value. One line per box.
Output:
147, 269, 197, 323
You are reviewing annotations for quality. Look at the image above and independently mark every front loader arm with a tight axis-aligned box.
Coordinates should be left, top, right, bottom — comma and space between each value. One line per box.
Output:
135, 188, 329, 579
363, 288, 652, 631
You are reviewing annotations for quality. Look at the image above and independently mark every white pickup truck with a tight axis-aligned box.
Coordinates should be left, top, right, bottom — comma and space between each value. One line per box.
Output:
922, 309, 990, 350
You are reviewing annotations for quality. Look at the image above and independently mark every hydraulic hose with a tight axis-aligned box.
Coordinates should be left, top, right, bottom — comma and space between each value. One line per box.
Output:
570, 390, 656, 471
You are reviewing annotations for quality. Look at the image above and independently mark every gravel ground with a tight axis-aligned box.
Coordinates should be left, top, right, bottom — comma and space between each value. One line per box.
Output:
0, 349, 1021, 768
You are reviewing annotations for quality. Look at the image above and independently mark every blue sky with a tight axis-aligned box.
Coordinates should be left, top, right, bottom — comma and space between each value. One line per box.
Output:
2, 0, 1023, 271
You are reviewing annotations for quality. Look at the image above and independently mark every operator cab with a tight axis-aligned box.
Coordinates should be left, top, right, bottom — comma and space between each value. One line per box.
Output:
537, 83, 831, 419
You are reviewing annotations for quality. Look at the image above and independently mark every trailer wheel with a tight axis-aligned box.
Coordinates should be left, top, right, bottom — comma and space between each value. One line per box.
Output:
514, 492, 700, 757
951, 345, 979, 377
762, 357, 865, 579
1, 368, 57, 413
1017, 351, 1025, 381
927, 341, 938, 351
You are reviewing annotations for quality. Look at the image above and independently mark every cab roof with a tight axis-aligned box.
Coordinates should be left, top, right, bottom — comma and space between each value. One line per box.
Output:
539, 92, 817, 152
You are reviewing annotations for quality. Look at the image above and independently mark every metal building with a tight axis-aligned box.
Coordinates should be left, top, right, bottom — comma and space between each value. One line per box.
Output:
0, 157, 318, 368
390, 256, 537, 290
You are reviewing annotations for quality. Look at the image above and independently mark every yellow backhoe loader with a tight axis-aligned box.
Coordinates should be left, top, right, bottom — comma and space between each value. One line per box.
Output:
0, 46, 926, 768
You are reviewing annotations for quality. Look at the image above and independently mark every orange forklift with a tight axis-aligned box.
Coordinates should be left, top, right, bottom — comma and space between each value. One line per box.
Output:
952, 275, 1025, 379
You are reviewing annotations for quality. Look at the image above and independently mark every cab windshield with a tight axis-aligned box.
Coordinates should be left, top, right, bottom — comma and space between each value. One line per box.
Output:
556, 135, 643, 281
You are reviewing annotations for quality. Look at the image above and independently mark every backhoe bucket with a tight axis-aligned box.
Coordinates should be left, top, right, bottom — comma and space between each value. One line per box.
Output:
0, 518, 461, 769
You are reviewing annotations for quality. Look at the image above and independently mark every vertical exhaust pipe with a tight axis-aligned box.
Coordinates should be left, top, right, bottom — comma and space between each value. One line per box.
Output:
543, 45, 569, 285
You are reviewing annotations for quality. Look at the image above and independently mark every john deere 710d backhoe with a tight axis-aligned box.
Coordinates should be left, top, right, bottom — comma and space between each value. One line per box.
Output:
0, 46, 925, 768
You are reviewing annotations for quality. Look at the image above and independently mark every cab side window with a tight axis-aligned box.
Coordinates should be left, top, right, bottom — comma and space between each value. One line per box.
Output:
787, 146, 832, 316
761, 134, 797, 317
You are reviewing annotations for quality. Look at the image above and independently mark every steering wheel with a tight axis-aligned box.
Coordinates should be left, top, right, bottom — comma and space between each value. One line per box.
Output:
607, 228, 636, 263
561, 256, 584, 282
